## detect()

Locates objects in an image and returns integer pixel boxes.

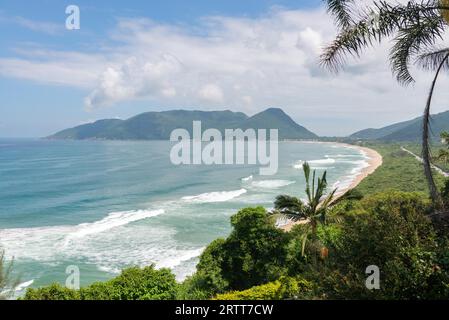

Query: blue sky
[0,0,447,137]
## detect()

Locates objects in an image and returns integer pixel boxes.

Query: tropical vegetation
[273,162,336,256]
[23,265,178,300]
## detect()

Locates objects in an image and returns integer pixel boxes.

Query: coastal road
[400,146,449,177]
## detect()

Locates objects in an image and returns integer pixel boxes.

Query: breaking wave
[182,189,247,203]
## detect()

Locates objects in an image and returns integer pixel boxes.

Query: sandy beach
[334,144,383,197]
[280,143,383,232]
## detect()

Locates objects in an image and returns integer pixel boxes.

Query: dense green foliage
[312,192,449,299]
[23,265,178,300]
[214,277,312,300]
[354,143,446,195]
[186,207,291,296]
[23,283,81,300]
[182,190,449,300]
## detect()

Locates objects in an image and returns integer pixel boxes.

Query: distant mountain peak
[350,110,449,141]
[263,107,285,113]
[48,108,317,140]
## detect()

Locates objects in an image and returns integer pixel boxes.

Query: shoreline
[280,143,383,232]
[332,143,383,198]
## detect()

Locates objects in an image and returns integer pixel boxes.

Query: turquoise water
[0,139,368,294]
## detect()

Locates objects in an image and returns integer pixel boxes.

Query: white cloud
[0,13,62,35]
[1,5,449,135]
[297,27,323,55]
[198,84,224,104]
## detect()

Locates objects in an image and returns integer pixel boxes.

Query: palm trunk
[422,53,449,208]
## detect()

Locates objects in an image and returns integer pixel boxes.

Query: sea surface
[0,139,369,295]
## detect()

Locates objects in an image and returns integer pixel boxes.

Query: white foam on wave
[293,159,335,169]
[97,265,122,274]
[96,246,205,280]
[16,280,34,291]
[0,207,166,262]
[325,154,360,158]
[251,180,295,189]
[182,189,247,203]
[157,247,205,269]
[348,160,370,174]
[0,279,34,298]
[241,175,253,182]
[310,158,336,165]
[293,160,304,169]
[332,159,370,192]
[66,209,164,241]
[332,179,352,191]
[0,210,205,283]
[310,166,335,170]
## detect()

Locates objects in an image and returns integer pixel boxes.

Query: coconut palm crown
[273,162,337,256]
[274,162,337,228]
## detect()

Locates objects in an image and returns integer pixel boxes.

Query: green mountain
[240,108,317,139]
[349,110,449,141]
[48,108,318,140]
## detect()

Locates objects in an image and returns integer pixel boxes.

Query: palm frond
[321,0,445,75]
[324,0,356,29]
[303,162,312,204]
[416,47,449,71]
[274,195,305,220]
[390,17,446,85]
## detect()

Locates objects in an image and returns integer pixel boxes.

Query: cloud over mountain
[1,3,449,135]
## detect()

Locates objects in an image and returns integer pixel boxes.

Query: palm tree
[321,0,449,208]
[274,162,336,255]
[0,250,20,300]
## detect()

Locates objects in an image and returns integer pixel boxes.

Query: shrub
[314,191,449,299]
[23,283,80,300]
[214,277,312,300]
[24,265,178,300]
[79,281,118,300]
[185,207,291,298]
[221,207,290,290]
[101,266,177,300]
[178,239,229,299]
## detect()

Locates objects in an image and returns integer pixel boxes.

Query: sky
[1,0,449,137]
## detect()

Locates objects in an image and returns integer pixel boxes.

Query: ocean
[0,138,368,295]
